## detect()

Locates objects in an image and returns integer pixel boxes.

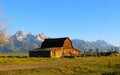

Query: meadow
[0,54,119,75]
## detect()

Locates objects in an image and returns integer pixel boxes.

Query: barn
[29,37,80,58]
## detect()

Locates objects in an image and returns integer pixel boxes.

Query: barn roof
[41,37,71,48]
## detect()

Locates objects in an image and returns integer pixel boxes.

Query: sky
[0,0,120,46]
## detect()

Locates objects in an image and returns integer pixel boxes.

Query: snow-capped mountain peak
[39,32,48,39]
[28,32,35,36]
[94,40,111,47]
[15,29,27,41]
[12,29,48,42]
[26,32,36,41]
[35,33,48,42]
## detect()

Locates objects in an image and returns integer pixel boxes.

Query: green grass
[0,56,119,75]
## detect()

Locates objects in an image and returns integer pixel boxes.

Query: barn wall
[51,49,56,57]
[62,48,80,57]
[63,48,72,56]
[29,51,50,57]
[63,39,73,48]
[72,48,80,56]
[51,48,63,58]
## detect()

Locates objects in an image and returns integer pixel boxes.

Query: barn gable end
[63,38,73,48]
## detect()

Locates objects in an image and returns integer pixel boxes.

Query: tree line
[81,47,119,57]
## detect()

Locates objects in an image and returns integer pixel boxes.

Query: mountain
[26,32,36,42]
[92,40,114,51]
[35,32,48,42]
[12,29,48,42]
[72,39,115,52]
[11,29,48,51]
[12,29,27,41]
[0,31,9,42]
[0,29,48,52]
[0,29,118,52]
[72,39,96,52]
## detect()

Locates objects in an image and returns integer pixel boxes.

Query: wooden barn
[29,37,80,58]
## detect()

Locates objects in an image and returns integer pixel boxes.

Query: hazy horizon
[0,0,120,46]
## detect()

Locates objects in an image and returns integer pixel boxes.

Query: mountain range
[0,29,119,53]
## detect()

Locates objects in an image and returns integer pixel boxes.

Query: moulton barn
[29,37,80,58]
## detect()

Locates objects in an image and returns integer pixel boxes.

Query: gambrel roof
[41,37,72,48]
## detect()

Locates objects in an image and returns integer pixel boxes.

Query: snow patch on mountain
[13,29,27,41]
[35,33,48,42]
[12,29,48,42]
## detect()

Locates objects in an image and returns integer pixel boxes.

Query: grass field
[0,56,119,75]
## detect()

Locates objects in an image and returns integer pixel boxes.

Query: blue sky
[0,0,120,46]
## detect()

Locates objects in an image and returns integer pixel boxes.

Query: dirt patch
[0,61,66,71]
[0,64,39,71]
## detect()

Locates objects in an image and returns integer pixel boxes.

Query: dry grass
[0,56,119,75]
